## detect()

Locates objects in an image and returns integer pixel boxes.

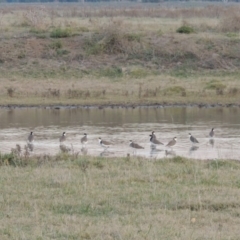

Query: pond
[0,106,240,160]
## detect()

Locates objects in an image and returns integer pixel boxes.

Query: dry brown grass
[219,11,240,32]
[1,154,240,239]
[0,72,240,106]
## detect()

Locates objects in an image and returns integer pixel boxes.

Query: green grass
[205,80,226,91]
[96,66,123,78]
[1,153,240,239]
[176,25,195,34]
[50,28,72,38]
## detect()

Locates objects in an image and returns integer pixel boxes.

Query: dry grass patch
[1,155,240,239]
[0,71,239,106]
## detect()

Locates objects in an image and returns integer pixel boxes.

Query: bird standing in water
[59,132,66,143]
[209,128,214,138]
[28,132,34,143]
[99,137,112,150]
[189,133,199,144]
[81,133,88,147]
[149,134,164,148]
[166,137,177,149]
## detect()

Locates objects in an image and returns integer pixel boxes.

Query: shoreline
[1,102,240,109]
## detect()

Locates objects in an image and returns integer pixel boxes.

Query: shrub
[50,28,72,38]
[176,25,195,34]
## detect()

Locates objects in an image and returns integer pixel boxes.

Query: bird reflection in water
[99,150,113,157]
[59,144,71,153]
[129,140,144,155]
[150,148,162,158]
[189,145,199,155]
[81,147,88,155]
[165,150,176,157]
[27,143,34,152]
[209,139,215,148]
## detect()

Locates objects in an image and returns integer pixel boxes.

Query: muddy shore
[1,102,240,109]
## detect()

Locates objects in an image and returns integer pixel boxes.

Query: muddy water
[1,107,240,160]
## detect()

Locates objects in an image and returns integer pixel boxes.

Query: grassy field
[0,3,240,106]
[1,153,240,239]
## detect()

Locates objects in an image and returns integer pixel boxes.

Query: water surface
[1,107,240,160]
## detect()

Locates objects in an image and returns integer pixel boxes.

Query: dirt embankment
[1,31,240,75]
[0,4,240,106]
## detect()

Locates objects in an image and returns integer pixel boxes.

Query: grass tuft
[176,25,195,34]
[163,86,186,97]
[52,202,114,217]
[168,156,189,164]
[49,40,62,50]
[97,66,123,78]
[205,80,226,95]
[50,28,72,38]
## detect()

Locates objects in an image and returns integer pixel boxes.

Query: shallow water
[1,107,240,160]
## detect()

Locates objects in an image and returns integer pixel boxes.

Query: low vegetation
[176,25,195,34]
[0,150,240,239]
[50,28,72,38]
[0,4,240,106]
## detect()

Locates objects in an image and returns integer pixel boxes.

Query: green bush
[176,25,195,34]
[50,28,72,38]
